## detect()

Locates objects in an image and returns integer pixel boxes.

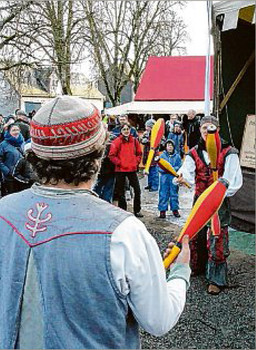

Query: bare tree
[1,0,86,94]
[0,1,35,70]
[82,0,188,106]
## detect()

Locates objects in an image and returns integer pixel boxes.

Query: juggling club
[155,156,191,189]
[144,118,165,174]
[206,124,222,236]
[163,178,229,269]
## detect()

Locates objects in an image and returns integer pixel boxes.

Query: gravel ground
[135,176,256,349]
[140,230,255,350]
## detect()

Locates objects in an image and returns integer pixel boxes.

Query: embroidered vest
[0,185,139,349]
[189,145,235,226]
[189,145,231,197]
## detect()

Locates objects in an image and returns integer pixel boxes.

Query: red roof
[135,56,214,101]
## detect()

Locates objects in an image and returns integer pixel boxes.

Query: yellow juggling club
[163,178,229,269]
[184,131,189,154]
[144,118,165,174]
[206,125,221,181]
[155,157,191,189]
[206,125,222,235]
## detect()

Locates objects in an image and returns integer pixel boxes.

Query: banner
[240,115,255,169]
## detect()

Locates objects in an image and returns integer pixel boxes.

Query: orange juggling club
[206,125,222,236]
[163,178,229,269]
[144,118,165,174]
[155,156,191,189]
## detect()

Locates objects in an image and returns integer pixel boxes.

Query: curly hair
[27,146,106,186]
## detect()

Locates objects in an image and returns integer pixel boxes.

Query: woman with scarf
[0,124,25,195]
[109,122,143,217]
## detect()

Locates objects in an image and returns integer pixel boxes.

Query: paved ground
[129,175,255,349]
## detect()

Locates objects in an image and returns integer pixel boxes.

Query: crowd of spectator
[0,110,35,197]
[95,109,202,218]
[0,106,203,219]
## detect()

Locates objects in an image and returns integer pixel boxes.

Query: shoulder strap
[188,146,198,161]
[189,146,208,168]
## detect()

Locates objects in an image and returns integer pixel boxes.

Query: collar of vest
[31,183,98,198]
[197,137,230,151]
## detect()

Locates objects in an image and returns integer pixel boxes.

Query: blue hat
[145,119,156,128]
[165,139,175,147]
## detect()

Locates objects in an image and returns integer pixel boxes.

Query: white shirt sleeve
[222,153,243,197]
[110,216,189,336]
[176,154,196,185]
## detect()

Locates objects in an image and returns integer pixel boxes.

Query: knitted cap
[200,116,219,127]
[173,120,182,127]
[17,109,27,117]
[165,139,175,147]
[30,96,106,160]
[145,119,156,128]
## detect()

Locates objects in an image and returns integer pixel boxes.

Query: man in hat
[0,96,191,349]
[15,109,31,141]
[177,115,242,295]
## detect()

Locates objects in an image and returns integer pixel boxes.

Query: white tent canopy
[213,0,255,31]
[104,100,212,115]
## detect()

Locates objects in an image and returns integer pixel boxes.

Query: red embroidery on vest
[25,203,52,238]
[190,146,231,197]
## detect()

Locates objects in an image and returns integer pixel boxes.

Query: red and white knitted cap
[30,96,106,160]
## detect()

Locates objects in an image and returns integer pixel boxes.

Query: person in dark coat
[0,124,25,195]
[12,141,36,190]
[185,109,201,149]
[94,134,116,203]
[15,110,31,142]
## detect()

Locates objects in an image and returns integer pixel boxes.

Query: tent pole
[219,50,255,113]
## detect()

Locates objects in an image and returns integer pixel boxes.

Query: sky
[181,0,214,56]
[79,0,214,78]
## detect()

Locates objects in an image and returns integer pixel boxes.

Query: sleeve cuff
[167,263,191,290]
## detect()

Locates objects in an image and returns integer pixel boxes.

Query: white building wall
[21,96,104,113]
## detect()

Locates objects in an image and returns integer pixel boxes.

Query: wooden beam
[219,50,255,113]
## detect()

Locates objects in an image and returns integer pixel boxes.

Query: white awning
[213,0,255,31]
[105,100,213,115]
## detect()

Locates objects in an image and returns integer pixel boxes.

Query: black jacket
[187,117,201,148]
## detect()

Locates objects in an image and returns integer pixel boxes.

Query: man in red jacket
[109,122,143,217]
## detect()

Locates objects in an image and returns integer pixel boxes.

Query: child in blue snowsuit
[158,139,182,218]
